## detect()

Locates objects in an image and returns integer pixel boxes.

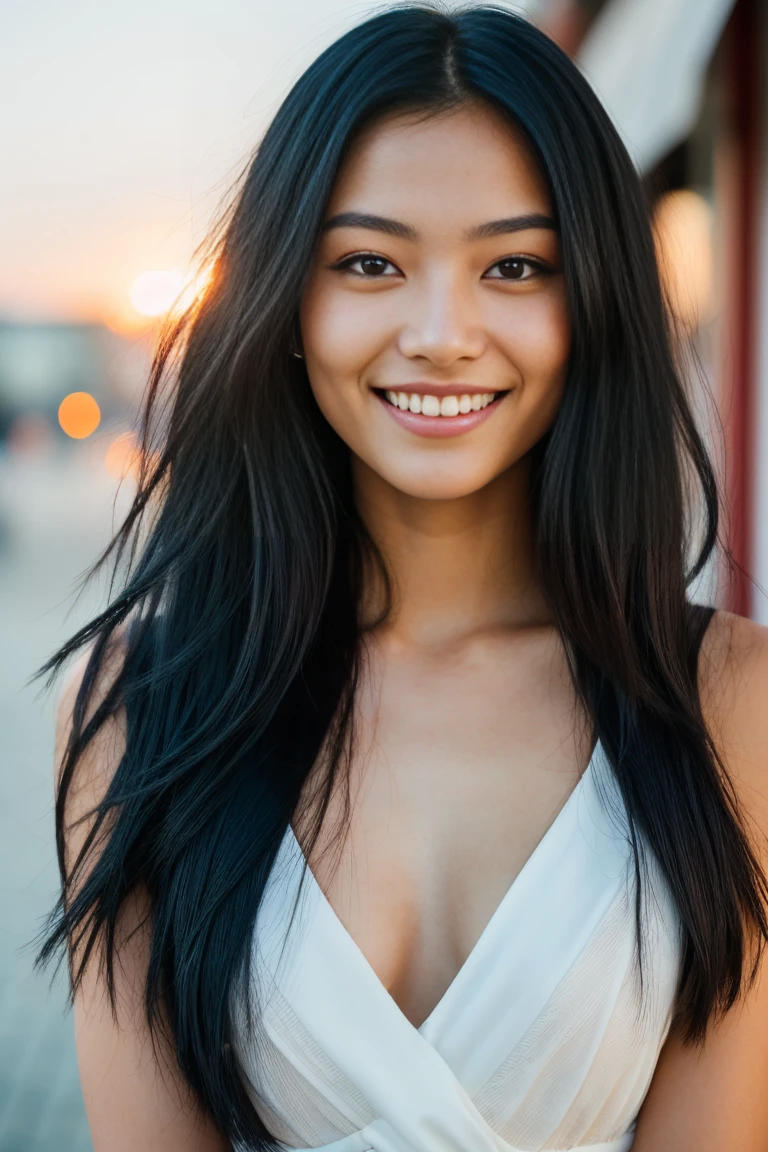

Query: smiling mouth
[374,389,506,418]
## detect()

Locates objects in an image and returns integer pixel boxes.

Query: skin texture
[62,101,768,1148]
[630,609,768,1149]
[300,103,569,509]
[58,640,230,1152]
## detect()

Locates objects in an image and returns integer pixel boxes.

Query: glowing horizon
[0,0,389,331]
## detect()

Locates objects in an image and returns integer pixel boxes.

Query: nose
[397,270,486,366]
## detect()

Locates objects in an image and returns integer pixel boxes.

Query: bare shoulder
[697,608,768,842]
[697,607,768,716]
[55,621,132,760]
[55,624,132,872]
[631,608,768,1151]
[55,626,230,1150]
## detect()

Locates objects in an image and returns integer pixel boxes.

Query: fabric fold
[233,739,681,1151]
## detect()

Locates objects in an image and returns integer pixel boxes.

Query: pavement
[0,442,136,1151]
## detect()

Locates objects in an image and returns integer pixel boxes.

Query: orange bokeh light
[104,432,142,479]
[652,189,715,332]
[58,392,101,438]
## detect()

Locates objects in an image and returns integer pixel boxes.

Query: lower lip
[375,392,507,438]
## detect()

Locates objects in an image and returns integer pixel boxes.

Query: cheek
[498,292,570,382]
[300,284,385,380]
[298,286,378,451]
[495,295,570,451]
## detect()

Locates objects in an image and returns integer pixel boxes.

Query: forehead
[326,102,552,222]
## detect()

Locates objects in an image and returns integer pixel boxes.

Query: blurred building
[566,0,767,620]
[641,0,767,622]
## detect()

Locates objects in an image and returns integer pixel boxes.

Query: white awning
[575,0,736,172]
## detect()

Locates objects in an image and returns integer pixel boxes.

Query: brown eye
[486,258,544,281]
[358,256,390,276]
[334,253,399,277]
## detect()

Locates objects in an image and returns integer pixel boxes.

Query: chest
[293,630,593,1030]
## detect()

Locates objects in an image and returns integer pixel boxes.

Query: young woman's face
[299,101,570,501]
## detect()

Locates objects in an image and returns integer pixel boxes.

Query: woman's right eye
[331,253,401,277]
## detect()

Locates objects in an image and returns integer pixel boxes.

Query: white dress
[232,739,683,1152]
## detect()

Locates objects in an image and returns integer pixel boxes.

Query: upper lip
[376,383,507,397]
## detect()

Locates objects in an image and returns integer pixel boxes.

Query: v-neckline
[286,738,601,1035]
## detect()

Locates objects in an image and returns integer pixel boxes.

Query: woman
[38,4,768,1150]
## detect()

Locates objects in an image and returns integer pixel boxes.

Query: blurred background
[0,0,766,1147]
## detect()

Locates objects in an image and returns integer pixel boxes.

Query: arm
[631,611,768,1152]
[56,645,231,1152]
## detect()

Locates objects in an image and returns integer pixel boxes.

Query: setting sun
[127,266,213,325]
[130,270,185,317]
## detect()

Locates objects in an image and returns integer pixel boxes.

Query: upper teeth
[384,391,497,416]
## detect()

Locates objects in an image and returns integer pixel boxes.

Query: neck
[353,455,552,652]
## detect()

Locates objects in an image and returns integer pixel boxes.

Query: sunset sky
[0,1,544,332]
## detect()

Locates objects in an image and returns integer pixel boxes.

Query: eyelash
[330,251,550,281]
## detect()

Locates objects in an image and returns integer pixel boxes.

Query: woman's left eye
[484,257,547,281]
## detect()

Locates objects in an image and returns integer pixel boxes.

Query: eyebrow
[320,211,559,241]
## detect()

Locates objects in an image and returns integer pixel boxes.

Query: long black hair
[36,3,768,1146]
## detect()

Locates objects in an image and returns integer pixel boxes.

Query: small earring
[290,319,304,360]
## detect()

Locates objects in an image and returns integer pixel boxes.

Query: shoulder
[630,622,768,1149]
[697,608,768,821]
[55,623,133,870]
[698,607,768,746]
[55,625,231,1151]
[697,606,768,715]
[55,621,132,735]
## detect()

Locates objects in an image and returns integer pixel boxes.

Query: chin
[381,469,499,502]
